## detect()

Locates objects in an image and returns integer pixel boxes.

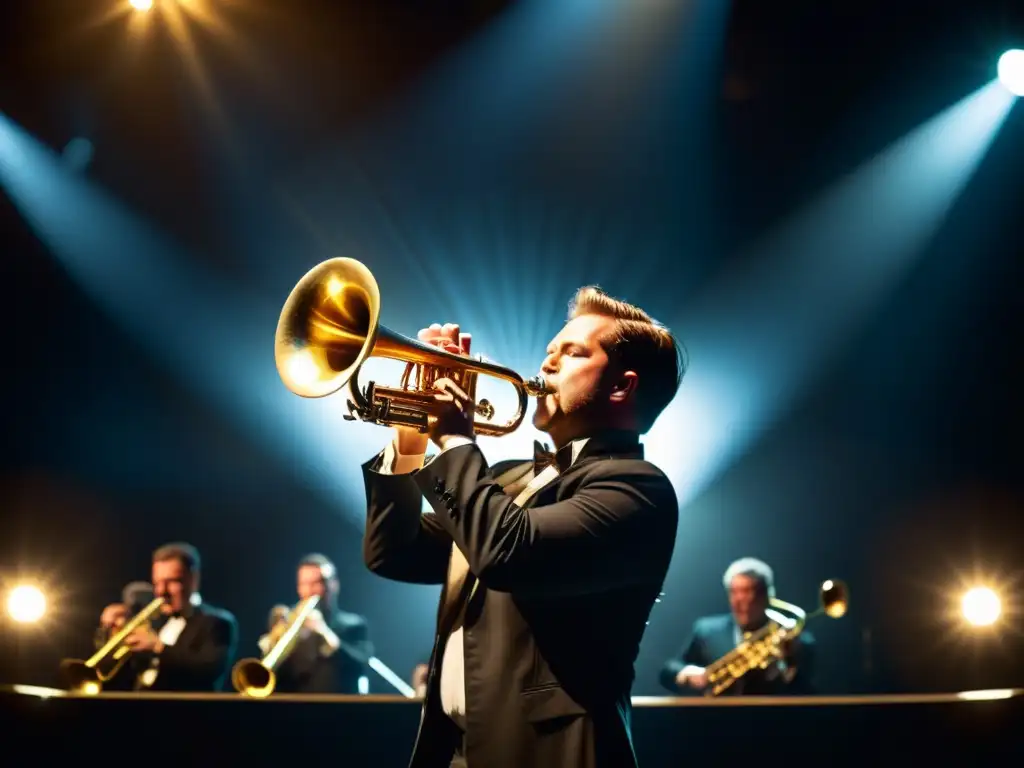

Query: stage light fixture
[997,49,1024,96]
[961,586,1001,627]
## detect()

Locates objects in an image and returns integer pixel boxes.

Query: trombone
[273,257,550,436]
[232,595,320,698]
[59,596,166,694]
[704,579,848,697]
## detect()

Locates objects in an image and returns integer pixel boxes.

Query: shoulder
[198,604,237,628]
[695,614,732,635]
[576,457,678,509]
[333,609,369,633]
[577,455,674,485]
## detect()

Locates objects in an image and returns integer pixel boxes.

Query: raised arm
[361,443,452,585]
[413,443,677,597]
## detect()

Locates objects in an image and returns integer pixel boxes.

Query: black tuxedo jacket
[659,613,816,695]
[362,431,678,768]
[274,610,373,694]
[123,603,238,692]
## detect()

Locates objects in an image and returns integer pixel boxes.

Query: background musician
[362,288,684,768]
[257,553,373,694]
[411,660,430,699]
[659,557,816,695]
[97,542,238,691]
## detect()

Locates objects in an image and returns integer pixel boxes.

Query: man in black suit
[98,542,238,691]
[659,557,816,695]
[362,287,685,768]
[258,553,374,694]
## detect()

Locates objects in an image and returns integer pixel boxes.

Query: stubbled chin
[532,407,552,429]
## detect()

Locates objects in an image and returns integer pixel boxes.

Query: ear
[609,370,638,404]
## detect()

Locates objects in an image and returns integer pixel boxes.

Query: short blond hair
[569,286,686,433]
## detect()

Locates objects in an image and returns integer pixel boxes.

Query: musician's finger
[459,333,471,356]
[435,377,470,404]
[442,323,460,345]
[419,325,443,343]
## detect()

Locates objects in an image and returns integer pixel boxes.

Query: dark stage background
[1,0,1022,697]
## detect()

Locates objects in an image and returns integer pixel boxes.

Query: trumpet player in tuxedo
[95,542,238,691]
[256,553,374,694]
[360,288,685,768]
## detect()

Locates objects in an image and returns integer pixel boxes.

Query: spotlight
[997,49,1024,97]
[6,585,46,624]
[961,586,1001,627]
[130,0,153,12]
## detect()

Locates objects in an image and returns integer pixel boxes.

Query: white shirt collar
[568,437,589,466]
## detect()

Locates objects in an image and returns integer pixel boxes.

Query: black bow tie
[533,441,573,473]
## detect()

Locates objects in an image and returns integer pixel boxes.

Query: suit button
[434,479,445,494]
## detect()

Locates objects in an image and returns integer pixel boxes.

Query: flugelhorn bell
[274,257,550,436]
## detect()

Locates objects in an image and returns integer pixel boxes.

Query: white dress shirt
[378,435,589,728]
[137,615,188,688]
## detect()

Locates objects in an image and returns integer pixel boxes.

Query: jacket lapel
[173,606,205,650]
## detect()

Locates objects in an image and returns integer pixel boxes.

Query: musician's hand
[394,323,471,454]
[304,608,329,636]
[123,626,164,654]
[100,603,128,630]
[675,665,708,690]
[412,663,429,698]
[779,637,800,660]
[429,375,476,448]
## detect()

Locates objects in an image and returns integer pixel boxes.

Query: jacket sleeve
[159,612,237,690]
[413,443,678,598]
[783,634,817,694]
[659,621,706,692]
[339,614,375,666]
[361,451,452,585]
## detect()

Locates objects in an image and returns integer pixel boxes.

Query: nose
[541,354,557,375]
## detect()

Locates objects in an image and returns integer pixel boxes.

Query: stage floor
[4,685,1021,764]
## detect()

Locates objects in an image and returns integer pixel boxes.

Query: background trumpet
[59,596,165,694]
[273,257,550,436]
[232,594,321,698]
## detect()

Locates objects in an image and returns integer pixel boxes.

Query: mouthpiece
[525,376,552,397]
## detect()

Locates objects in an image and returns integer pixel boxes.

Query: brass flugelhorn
[273,257,550,436]
[59,596,166,694]
[232,595,321,698]
[704,579,848,697]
